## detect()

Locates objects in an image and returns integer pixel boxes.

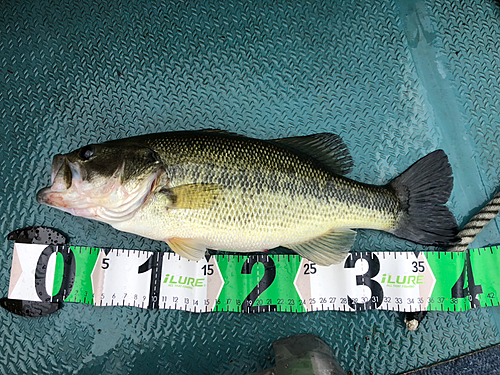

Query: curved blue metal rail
[1,0,499,373]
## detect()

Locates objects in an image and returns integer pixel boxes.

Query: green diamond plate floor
[1,0,500,373]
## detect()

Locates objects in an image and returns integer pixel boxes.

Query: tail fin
[389,150,459,247]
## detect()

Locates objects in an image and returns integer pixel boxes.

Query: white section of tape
[8,243,50,302]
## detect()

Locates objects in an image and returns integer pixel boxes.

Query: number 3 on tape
[7,243,500,313]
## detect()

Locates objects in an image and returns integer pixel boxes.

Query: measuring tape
[7,243,500,313]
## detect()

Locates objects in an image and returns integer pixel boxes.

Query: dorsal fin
[199,129,242,137]
[272,133,353,176]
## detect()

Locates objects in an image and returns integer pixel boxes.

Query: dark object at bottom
[404,311,428,331]
[249,334,346,375]
[401,343,500,375]
[2,226,67,318]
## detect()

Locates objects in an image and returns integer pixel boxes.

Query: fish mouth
[36,186,61,206]
[37,154,74,207]
[50,154,65,185]
[37,155,162,222]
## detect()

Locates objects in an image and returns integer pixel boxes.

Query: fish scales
[134,133,399,250]
[37,130,459,265]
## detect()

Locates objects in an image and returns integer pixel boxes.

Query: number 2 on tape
[240,255,277,313]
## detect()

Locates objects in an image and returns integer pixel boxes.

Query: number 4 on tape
[7,243,500,314]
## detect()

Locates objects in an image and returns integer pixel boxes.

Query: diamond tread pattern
[1,0,499,374]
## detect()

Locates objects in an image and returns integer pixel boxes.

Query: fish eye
[79,145,95,161]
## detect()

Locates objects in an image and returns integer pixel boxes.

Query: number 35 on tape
[7,243,500,313]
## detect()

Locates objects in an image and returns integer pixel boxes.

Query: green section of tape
[470,246,500,307]
[425,247,500,311]
[216,255,302,312]
[425,252,468,311]
[66,246,100,304]
[52,252,64,297]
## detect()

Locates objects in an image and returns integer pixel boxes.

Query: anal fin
[284,229,356,266]
[166,238,207,261]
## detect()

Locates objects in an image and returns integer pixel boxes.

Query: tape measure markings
[7,243,500,313]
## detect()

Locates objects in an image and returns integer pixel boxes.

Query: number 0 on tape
[7,244,500,313]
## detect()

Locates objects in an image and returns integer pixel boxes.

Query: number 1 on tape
[7,243,500,313]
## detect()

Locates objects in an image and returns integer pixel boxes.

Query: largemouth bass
[37,131,458,265]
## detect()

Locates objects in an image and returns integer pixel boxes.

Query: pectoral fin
[160,183,222,210]
[284,229,356,266]
[166,238,207,261]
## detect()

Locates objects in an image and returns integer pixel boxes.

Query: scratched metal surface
[1,0,500,374]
